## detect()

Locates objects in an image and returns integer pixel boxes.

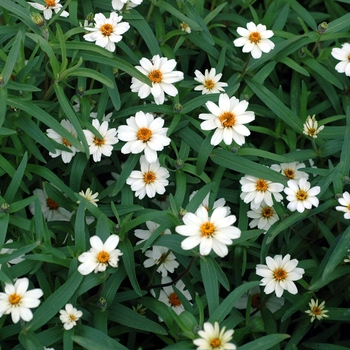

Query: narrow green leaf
[203,2,227,24]
[0,88,7,128]
[281,293,310,322]
[279,57,310,76]
[340,108,350,175]
[303,343,350,350]
[100,64,120,110]
[74,201,86,254]
[96,214,111,241]
[239,334,290,350]
[288,0,317,30]
[56,23,67,72]
[185,182,216,213]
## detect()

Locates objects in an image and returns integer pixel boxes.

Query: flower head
[305,298,329,322]
[134,221,171,245]
[59,303,83,330]
[256,254,305,298]
[303,115,324,138]
[0,240,25,266]
[118,111,170,163]
[193,321,236,350]
[176,206,241,258]
[143,246,179,277]
[0,277,43,323]
[247,202,279,232]
[83,12,130,52]
[78,188,99,207]
[28,0,69,20]
[189,190,228,212]
[233,22,274,59]
[78,235,123,275]
[83,119,118,162]
[331,43,350,76]
[271,162,309,181]
[180,22,191,33]
[130,54,184,105]
[194,68,228,95]
[199,93,255,146]
[284,178,321,213]
[112,0,143,11]
[336,191,350,219]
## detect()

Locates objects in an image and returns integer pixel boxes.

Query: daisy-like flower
[46,119,80,164]
[77,235,123,275]
[180,22,191,34]
[83,119,118,162]
[130,54,184,105]
[194,68,228,95]
[118,111,171,163]
[256,254,305,298]
[0,277,43,323]
[270,162,309,181]
[189,190,228,212]
[90,111,113,123]
[77,188,99,207]
[233,22,274,59]
[303,115,324,138]
[247,201,279,232]
[240,175,284,210]
[126,155,170,200]
[144,246,179,277]
[0,240,25,266]
[344,249,350,263]
[331,43,350,77]
[152,194,170,210]
[199,93,255,146]
[284,178,321,213]
[305,298,329,323]
[335,191,350,219]
[28,0,69,20]
[193,321,236,350]
[29,184,72,222]
[59,303,83,330]
[112,0,143,11]
[83,12,130,52]
[134,221,171,245]
[175,206,241,258]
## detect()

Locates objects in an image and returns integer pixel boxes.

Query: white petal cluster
[112,0,143,11]
[78,188,99,207]
[247,201,279,232]
[270,162,309,181]
[331,43,350,76]
[143,246,179,277]
[134,221,171,245]
[28,0,69,20]
[305,298,329,322]
[189,190,228,212]
[194,68,228,95]
[59,303,83,330]
[180,22,191,34]
[335,191,350,219]
[303,115,324,138]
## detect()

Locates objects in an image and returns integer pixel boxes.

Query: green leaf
[279,57,310,76]
[0,88,7,129]
[281,293,311,322]
[238,334,290,350]
[288,0,317,30]
[303,343,350,350]
[65,68,113,88]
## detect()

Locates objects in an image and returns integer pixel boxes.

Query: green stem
[241,55,251,77]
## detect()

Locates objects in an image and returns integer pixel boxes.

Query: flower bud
[31,12,45,28]
[174,159,184,169]
[317,22,328,34]
[0,203,10,213]
[173,103,183,113]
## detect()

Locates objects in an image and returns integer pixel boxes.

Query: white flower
[193,321,236,350]
[126,155,170,199]
[284,178,321,213]
[151,194,170,210]
[331,43,350,76]
[83,119,118,162]
[336,191,350,219]
[247,202,279,232]
[83,12,130,52]
[134,221,171,245]
[130,54,184,105]
[189,190,228,212]
[29,184,72,222]
[143,246,179,277]
[118,111,170,163]
[175,206,241,258]
[180,22,191,33]
[303,115,324,138]
[78,188,99,207]
[0,240,25,266]
[240,175,284,210]
[199,93,255,146]
[90,111,113,123]
[344,249,350,263]
[78,235,123,275]
[112,0,142,11]
[256,254,305,298]
[59,303,83,330]
[194,68,228,95]
[270,162,309,181]
[305,298,329,322]
[233,22,274,59]
[0,277,43,323]
[28,0,69,20]
[46,119,80,164]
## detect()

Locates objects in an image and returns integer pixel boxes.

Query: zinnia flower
[303,115,324,138]
[331,43,350,76]
[247,202,279,232]
[143,246,179,277]
[335,191,350,219]
[28,0,69,20]
[77,188,99,207]
[270,162,309,181]
[194,68,228,95]
[305,298,329,322]
[180,22,191,33]
[134,221,171,245]
[112,0,143,11]
[59,303,83,330]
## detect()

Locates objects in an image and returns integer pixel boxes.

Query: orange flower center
[307,128,316,136]
[200,222,215,237]
[62,137,72,147]
[69,314,77,321]
[312,306,322,315]
[181,23,189,30]
[256,179,268,192]
[283,168,295,179]
[251,293,261,308]
[347,204,350,210]
[296,189,308,201]
[261,206,273,218]
[273,268,287,281]
[97,251,109,263]
[93,137,105,146]
[168,292,182,307]
[45,0,56,6]
[348,54,350,61]
[47,198,59,210]
[249,31,261,43]
[137,127,152,142]
[100,23,114,37]
[210,338,221,348]
[219,112,236,128]
[205,79,215,90]
[143,171,156,184]
[148,70,163,83]
[9,293,21,305]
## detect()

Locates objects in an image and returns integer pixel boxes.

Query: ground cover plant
[0,0,350,349]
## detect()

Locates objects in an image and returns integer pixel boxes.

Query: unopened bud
[0,203,10,213]
[31,12,45,28]
[342,176,350,185]
[173,103,183,113]
[335,193,343,200]
[174,159,184,169]
[97,297,107,311]
[76,87,85,97]
[317,22,328,34]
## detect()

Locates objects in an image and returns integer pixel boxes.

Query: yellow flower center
[137,127,152,142]
[261,206,273,218]
[251,293,261,308]
[307,128,316,136]
[205,79,215,90]
[200,222,215,237]
[100,23,114,37]
[348,54,350,61]
[312,306,322,315]
[9,293,21,305]
[347,204,350,210]
[47,198,59,210]
[249,31,261,43]
[148,70,163,83]
[69,314,77,321]
[296,189,308,201]
[283,168,295,179]
[143,171,156,184]
[97,251,109,263]
[45,0,56,6]
[256,179,268,192]
[181,23,189,30]
[219,112,236,128]
[210,338,221,348]
[93,137,105,146]
[62,137,72,147]
[273,268,287,281]
[168,292,182,307]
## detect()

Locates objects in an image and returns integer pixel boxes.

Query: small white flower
[83,119,118,162]
[118,111,170,163]
[90,111,113,123]
[78,235,123,275]
[151,194,170,210]
[256,254,305,298]
[46,119,80,164]
[84,12,130,52]
[0,240,25,266]
[331,43,350,77]
[344,249,350,263]
[189,190,228,212]
[336,191,350,219]
[28,0,69,20]
[59,303,83,330]
[199,93,255,146]
[143,246,179,277]
[176,206,241,258]
[126,155,170,200]
[240,175,284,210]
[78,188,99,207]
[112,0,143,11]
[0,277,43,323]
[134,221,171,245]
[194,68,228,95]
[193,321,236,350]
[305,298,329,322]
[130,54,184,105]
[233,22,274,59]
[271,162,309,181]
[284,178,321,213]
[303,115,324,138]
[180,22,191,34]
[247,202,279,232]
